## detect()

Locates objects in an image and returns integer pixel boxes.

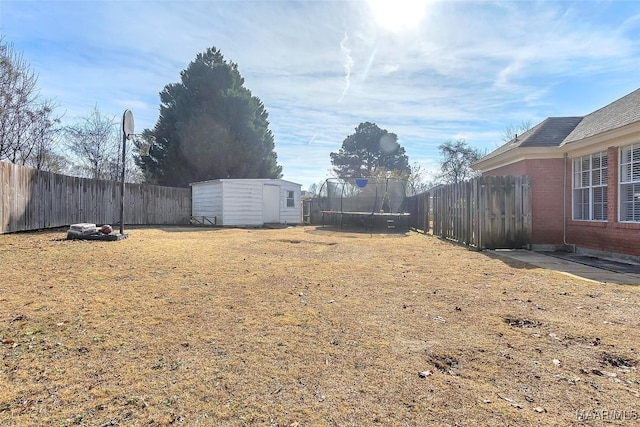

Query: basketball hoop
[123,109,134,140]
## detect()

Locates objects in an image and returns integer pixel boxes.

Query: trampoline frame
[318,178,413,231]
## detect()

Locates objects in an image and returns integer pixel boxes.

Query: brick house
[472,88,640,258]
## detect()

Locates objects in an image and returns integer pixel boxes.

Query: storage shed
[190,179,302,227]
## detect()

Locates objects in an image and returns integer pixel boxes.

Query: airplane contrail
[339,32,353,103]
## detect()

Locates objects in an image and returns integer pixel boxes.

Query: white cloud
[2,0,640,189]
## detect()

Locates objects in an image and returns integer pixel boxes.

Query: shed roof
[190,178,302,187]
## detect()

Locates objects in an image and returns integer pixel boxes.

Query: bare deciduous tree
[501,120,532,143]
[65,105,120,180]
[0,37,64,169]
[20,100,65,171]
[65,105,144,182]
[438,139,481,184]
[407,161,435,194]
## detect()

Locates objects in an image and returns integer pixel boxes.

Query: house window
[286,190,295,208]
[572,152,608,221]
[619,144,640,222]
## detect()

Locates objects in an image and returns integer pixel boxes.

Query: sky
[1,0,640,190]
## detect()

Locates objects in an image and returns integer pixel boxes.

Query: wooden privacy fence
[0,161,191,234]
[431,175,531,249]
[406,176,531,249]
[406,191,430,233]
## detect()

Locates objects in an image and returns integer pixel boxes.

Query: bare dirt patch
[1,226,639,426]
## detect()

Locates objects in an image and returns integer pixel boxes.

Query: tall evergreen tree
[330,122,410,179]
[138,47,282,186]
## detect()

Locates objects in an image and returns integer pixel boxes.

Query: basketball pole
[118,109,152,237]
[119,110,128,236]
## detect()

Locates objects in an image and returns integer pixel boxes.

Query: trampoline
[318,177,413,231]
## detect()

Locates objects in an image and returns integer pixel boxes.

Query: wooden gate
[409,175,531,249]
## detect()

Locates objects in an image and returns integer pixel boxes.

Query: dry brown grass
[1,226,638,426]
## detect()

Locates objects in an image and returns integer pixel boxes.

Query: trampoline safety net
[318,178,413,230]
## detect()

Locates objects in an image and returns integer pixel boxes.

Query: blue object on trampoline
[355,178,368,188]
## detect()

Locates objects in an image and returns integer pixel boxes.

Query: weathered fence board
[406,191,430,232]
[0,162,191,234]
[409,175,530,249]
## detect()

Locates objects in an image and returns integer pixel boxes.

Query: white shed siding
[190,178,302,226]
[191,182,223,222]
[222,180,264,226]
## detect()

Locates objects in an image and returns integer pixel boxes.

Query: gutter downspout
[563,153,577,253]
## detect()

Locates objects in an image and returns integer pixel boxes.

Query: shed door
[263,185,280,223]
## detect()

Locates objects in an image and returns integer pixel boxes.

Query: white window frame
[619,143,640,222]
[572,151,608,221]
[286,190,295,208]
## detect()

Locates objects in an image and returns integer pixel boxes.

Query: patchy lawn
[1,226,638,426]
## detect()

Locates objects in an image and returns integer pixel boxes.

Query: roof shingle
[563,87,640,144]
[479,116,583,161]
